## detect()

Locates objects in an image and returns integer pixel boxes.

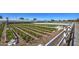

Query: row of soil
[10,25,35,43]
[13,24,57,33]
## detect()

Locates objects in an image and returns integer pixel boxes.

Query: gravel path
[74,23,79,46]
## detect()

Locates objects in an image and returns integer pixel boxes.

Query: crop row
[18,25,48,35]
[10,25,34,43]
[14,24,57,33]
[16,26,42,38]
[8,23,59,45]
[0,23,5,38]
[10,23,58,38]
[6,28,15,41]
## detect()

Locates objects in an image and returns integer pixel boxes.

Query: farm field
[0,23,64,46]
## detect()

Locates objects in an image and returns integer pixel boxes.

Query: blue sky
[0,13,79,21]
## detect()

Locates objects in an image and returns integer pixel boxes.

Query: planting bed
[0,23,63,46]
[0,23,5,40]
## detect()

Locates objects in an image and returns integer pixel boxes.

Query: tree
[0,16,3,19]
[75,18,79,22]
[33,18,37,21]
[51,19,55,22]
[19,17,24,20]
[6,17,8,20]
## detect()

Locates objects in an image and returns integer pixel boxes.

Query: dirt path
[0,24,7,45]
[74,23,79,46]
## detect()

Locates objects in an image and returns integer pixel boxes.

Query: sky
[0,13,79,21]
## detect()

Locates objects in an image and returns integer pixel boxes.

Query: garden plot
[0,23,64,46]
[8,23,63,45]
[0,23,65,46]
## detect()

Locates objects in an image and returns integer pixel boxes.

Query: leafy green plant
[6,29,15,41]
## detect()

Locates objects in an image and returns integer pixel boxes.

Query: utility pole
[6,17,9,27]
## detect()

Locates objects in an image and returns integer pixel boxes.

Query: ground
[74,23,79,46]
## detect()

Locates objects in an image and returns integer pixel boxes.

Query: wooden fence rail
[44,23,75,46]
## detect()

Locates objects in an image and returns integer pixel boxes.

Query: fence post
[67,23,75,46]
[63,27,67,45]
[72,23,75,46]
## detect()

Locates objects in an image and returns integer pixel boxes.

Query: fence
[44,23,75,46]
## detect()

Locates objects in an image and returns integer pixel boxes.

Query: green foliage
[11,26,33,43]
[6,29,14,41]
[19,17,24,20]
[0,23,5,38]
[9,23,58,43]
